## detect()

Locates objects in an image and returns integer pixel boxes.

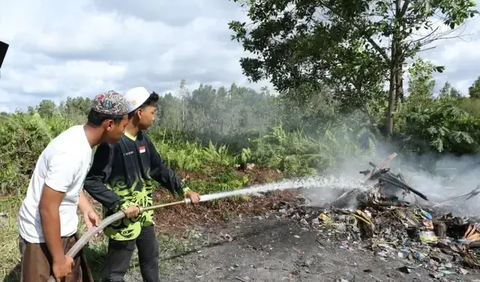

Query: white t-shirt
[18,125,93,243]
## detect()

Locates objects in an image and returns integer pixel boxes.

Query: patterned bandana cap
[91,90,129,116]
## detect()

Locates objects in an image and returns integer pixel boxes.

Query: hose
[47,199,191,282]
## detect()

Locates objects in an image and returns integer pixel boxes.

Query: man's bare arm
[78,190,94,214]
[39,185,65,263]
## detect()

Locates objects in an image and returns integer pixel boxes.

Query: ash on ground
[277,155,480,281]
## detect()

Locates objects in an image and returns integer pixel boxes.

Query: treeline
[19,72,480,154]
[1,71,480,196]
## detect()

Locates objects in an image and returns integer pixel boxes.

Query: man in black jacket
[84,86,199,282]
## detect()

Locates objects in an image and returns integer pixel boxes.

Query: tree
[396,61,479,154]
[151,81,279,150]
[439,81,461,99]
[36,99,56,118]
[66,97,91,115]
[450,88,462,98]
[229,0,477,137]
[403,58,438,118]
[157,93,183,130]
[27,106,36,114]
[178,79,190,130]
[468,76,480,99]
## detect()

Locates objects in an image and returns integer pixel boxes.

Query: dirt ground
[123,208,480,282]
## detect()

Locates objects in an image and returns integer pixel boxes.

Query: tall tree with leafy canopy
[228,0,477,137]
[396,58,479,154]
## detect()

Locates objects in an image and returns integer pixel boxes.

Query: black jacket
[84,131,185,240]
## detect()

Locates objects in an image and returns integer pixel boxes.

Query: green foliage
[407,57,438,102]
[395,63,480,154]
[228,0,477,136]
[60,96,92,117]
[456,98,480,118]
[439,82,462,100]
[468,76,480,99]
[396,100,479,154]
[149,127,238,172]
[37,100,57,118]
[246,122,375,176]
[247,126,322,176]
[0,108,79,195]
[0,113,54,195]
[157,82,278,152]
[228,0,386,107]
[188,170,250,195]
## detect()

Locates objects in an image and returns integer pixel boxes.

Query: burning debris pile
[278,153,480,278]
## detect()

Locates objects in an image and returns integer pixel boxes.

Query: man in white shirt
[17,91,130,282]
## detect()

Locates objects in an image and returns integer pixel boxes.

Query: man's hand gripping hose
[46,198,193,282]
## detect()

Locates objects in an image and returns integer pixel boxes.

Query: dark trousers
[102,225,160,282]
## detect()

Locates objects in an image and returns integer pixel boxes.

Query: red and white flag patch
[139,146,146,153]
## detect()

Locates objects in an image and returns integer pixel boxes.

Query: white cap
[124,86,151,113]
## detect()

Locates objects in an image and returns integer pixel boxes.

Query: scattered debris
[397,266,411,274]
[220,233,233,242]
[275,153,480,278]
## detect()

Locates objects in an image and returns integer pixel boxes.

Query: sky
[0,0,479,113]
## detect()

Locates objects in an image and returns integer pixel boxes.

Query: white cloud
[413,13,480,95]
[0,0,265,112]
[0,0,479,112]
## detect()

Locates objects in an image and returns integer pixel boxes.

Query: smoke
[218,135,480,217]
[394,153,480,215]
[298,138,480,216]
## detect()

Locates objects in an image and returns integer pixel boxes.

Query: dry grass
[0,195,22,281]
[0,195,197,281]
